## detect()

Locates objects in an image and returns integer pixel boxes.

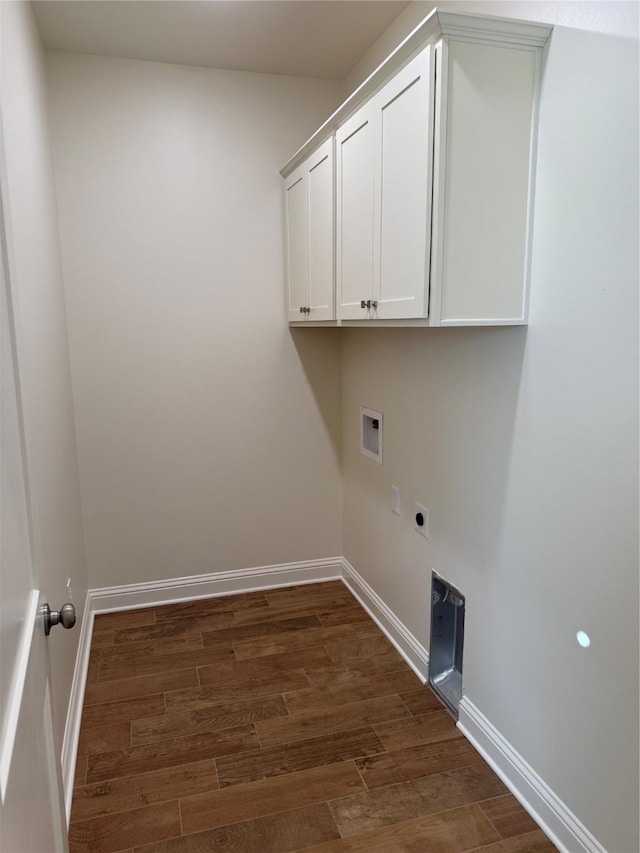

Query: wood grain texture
[87,727,259,784]
[233,596,354,625]
[215,726,384,788]
[319,606,376,627]
[69,801,181,853]
[324,633,394,662]
[479,794,540,839]
[133,803,340,852]
[466,830,558,852]
[400,687,446,716]
[154,592,268,621]
[70,583,553,852]
[196,645,332,687]
[98,636,204,663]
[200,614,322,648]
[282,668,421,715]
[164,669,310,714]
[355,735,483,790]
[255,694,410,748]
[132,695,288,746]
[84,669,199,707]
[94,609,156,632]
[180,763,364,834]
[262,581,349,605]
[71,760,219,823]
[304,650,409,687]
[90,629,115,650]
[373,708,462,750]
[77,722,131,758]
[113,612,236,645]
[98,644,234,682]
[232,623,355,660]
[328,762,508,837]
[299,803,501,852]
[82,694,166,730]
[74,755,88,789]
[86,649,102,685]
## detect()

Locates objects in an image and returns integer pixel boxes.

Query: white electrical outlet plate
[413,503,429,538]
[391,485,400,515]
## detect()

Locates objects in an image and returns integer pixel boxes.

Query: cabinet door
[373,47,434,319]
[336,102,375,320]
[307,139,334,321]
[284,164,309,322]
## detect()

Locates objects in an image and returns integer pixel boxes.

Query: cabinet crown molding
[280,7,552,179]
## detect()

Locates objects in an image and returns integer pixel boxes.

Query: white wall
[43,4,638,849]
[341,3,639,852]
[46,53,345,588]
[0,1,87,751]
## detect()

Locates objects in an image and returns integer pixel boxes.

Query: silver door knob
[41,602,76,636]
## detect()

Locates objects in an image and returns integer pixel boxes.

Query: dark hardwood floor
[69,581,556,852]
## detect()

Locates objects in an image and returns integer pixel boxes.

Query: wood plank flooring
[69,581,557,852]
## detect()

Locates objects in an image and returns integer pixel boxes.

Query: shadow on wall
[425,325,530,583]
[289,327,342,466]
[340,325,528,632]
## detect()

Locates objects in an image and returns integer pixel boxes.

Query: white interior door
[0,150,68,853]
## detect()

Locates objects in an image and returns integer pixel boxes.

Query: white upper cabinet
[285,138,334,322]
[337,48,433,321]
[433,40,537,325]
[282,9,553,327]
[285,167,308,322]
[336,103,375,320]
[374,47,433,320]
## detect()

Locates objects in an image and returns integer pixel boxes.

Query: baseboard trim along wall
[458,697,606,853]
[341,558,430,684]
[62,556,601,853]
[88,557,344,613]
[61,591,94,826]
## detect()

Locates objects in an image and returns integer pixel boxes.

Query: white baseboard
[60,591,94,827]
[89,557,343,613]
[340,558,429,683]
[458,697,606,853]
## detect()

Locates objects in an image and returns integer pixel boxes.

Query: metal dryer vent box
[429,573,465,718]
